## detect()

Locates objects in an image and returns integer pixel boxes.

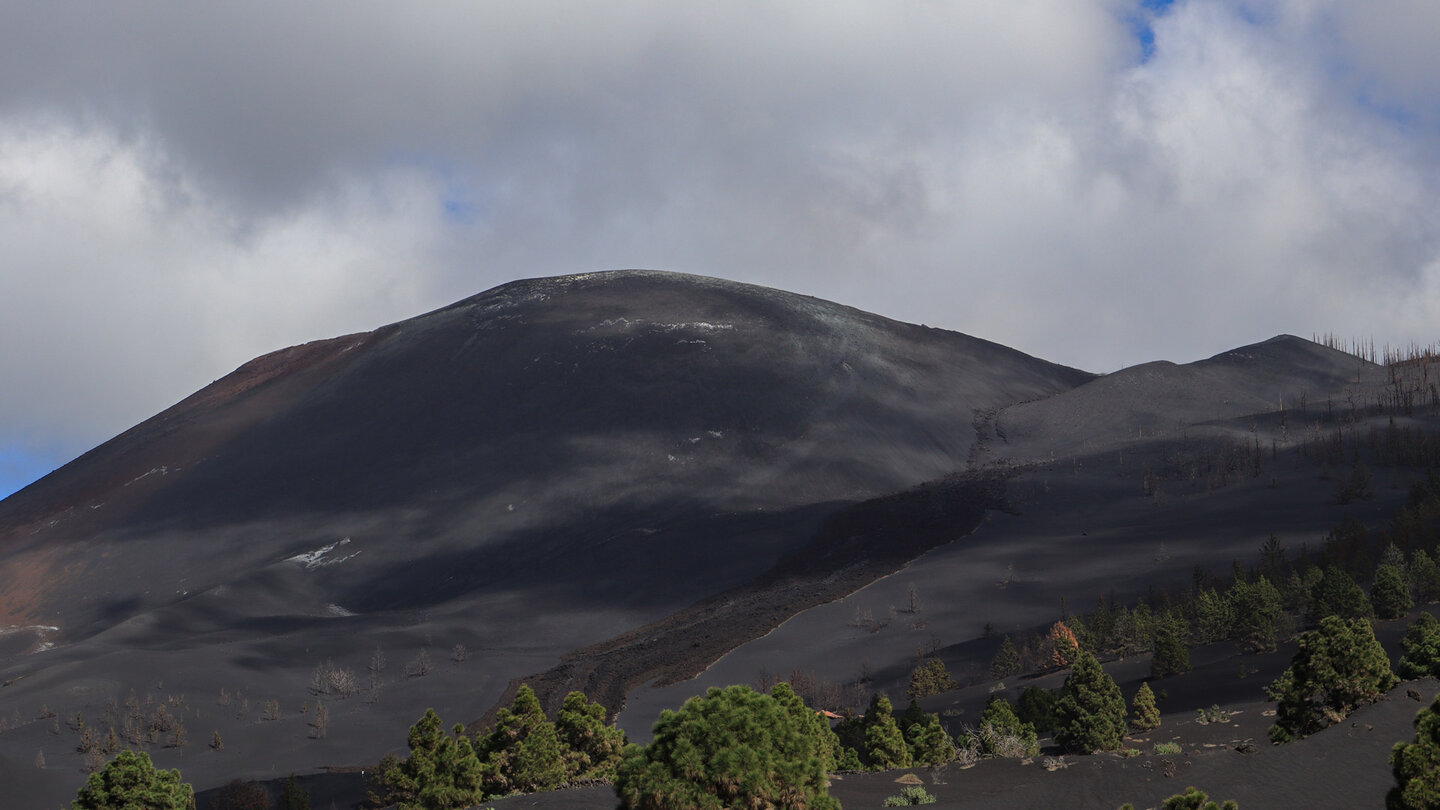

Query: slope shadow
[471,470,1011,730]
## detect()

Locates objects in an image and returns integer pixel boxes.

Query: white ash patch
[0,624,60,636]
[287,537,362,569]
[654,321,734,332]
[0,624,61,655]
[326,603,356,617]
[125,466,176,486]
[580,318,734,335]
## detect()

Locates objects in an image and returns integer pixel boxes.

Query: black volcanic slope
[0,271,1087,632]
[1,270,1418,809]
[0,270,1094,804]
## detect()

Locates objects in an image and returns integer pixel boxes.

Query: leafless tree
[312,660,359,698]
[311,701,328,739]
[77,727,100,755]
[102,727,120,755]
[405,649,432,678]
[753,667,778,694]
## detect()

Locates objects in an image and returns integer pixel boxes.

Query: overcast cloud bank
[2,0,1438,495]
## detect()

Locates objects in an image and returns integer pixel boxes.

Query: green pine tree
[1282,571,1310,613]
[382,709,442,806]
[1267,616,1399,743]
[1260,534,1288,580]
[1193,588,1232,644]
[906,658,959,699]
[1152,622,1192,679]
[1309,566,1374,623]
[1015,686,1058,733]
[831,715,867,770]
[554,691,627,782]
[278,775,310,810]
[904,710,955,766]
[1112,604,1155,657]
[1227,575,1284,652]
[378,709,486,810]
[1410,550,1440,604]
[834,743,864,771]
[1374,564,1416,621]
[862,694,913,770]
[770,683,845,773]
[477,684,566,796]
[977,696,1038,758]
[1130,682,1161,731]
[1389,695,1440,809]
[436,729,486,808]
[990,636,1022,680]
[1054,651,1127,753]
[1381,543,1409,578]
[72,750,195,810]
[898,699,927,738]
[1398,613,1440,680]
[614,685,839,810]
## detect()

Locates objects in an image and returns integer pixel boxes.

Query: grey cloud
[0,2,1126,210]
[1,0,1439,466]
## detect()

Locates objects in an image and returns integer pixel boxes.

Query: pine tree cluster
[374,685,626,809]
[72,750,194,810]
[1390,695,1440,809]
[1398,613,1440,680]
[1267,616,1398,743]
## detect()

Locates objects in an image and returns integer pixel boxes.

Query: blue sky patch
[0,445,62,501]
[1129,0,1176,64]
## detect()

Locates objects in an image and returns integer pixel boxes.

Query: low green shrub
[1195,705,1234,725]
[882,785,937,806]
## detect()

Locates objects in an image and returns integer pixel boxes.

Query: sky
[2,0,1440,499]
